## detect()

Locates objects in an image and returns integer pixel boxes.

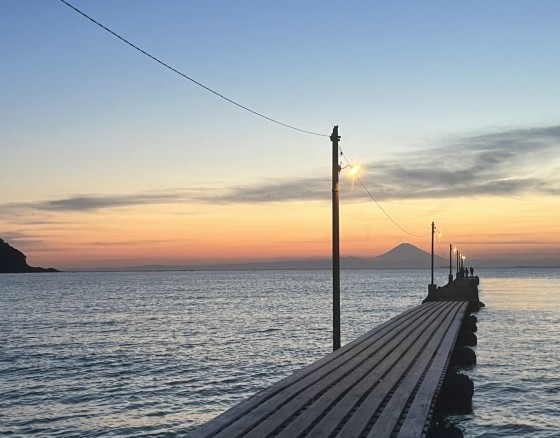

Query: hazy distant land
[2,239,557,273]
[72,243,559,272]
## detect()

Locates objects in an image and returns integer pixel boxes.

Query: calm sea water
[0,268,558,437]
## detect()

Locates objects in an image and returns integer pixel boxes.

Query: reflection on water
[480,277,560,311]
[0,268,559,437]
[462,268,560,437]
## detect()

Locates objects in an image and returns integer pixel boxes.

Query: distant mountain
[80,243,443,271]
[368,243,446,269]
[0,238,58,273]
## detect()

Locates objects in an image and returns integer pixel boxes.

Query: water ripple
[1,269,559,436]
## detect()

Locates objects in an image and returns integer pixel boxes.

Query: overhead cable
[58,0,328,137]
[340,149,430,238]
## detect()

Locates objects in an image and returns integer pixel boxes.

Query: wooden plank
[211,305,436,438]
[212,303,441,438]
[283,302,457,438]
[334,302,461,437]
[190,301,469,438]
[396,302,468,438]
[263,303,450,437]
[191,303,439,438]
[364,301,464,437]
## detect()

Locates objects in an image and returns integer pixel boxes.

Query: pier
[191,278,481,438]
[425,276,483,311]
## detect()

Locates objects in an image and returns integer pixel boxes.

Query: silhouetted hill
[369,243,446,268]
[0,238,58,273]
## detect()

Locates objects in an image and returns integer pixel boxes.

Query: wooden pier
[190,276,481,438]
[425,276,483,311]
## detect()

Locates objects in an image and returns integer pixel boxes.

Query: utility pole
[331,126,341,351]
[430,221,435,290]
[449,244,453,284]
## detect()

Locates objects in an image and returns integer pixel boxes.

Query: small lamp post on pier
[449,244,454,284]
[429,222,437,293]
[458,254,465,276]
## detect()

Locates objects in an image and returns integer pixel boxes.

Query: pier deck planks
[190,300,469,438]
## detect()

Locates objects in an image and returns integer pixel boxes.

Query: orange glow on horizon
[8,193,560,269]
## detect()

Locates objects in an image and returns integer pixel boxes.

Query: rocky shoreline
[0,238,58,273]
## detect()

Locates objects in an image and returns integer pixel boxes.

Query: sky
[2,0,560,269]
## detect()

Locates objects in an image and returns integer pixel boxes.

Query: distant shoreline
[54,265,560,273]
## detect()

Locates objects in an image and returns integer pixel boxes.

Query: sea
[0,268,558,437]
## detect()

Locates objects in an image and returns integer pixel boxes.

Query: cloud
[2,125,559,216]
[34,193,185,211]
[352,124,560,200]
[0,231,46,250]
[0,181,329,216]
[204,178,330,204]
[454,240,560,245]
[88,239,193,246]
[187,124,560,204]
[0,191,201,216]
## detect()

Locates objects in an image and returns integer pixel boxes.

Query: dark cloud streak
[2,125,560,214]
[210,124,560,203]
[36,193,183,211]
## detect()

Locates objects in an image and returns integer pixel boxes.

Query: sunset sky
[2,1,560,269]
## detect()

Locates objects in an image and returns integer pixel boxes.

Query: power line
[340,148,430,238]
[58,0,432,237]
[58,0,328,138]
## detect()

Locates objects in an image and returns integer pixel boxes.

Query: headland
[0,238,58,273]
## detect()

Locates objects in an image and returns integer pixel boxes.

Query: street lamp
[331,126,360,351]
[331,126,341,351]
[453,246,458,279]
[449,244,454,284]
[430,222,441,292]
[430,222,435,290]
[347,164,361,178]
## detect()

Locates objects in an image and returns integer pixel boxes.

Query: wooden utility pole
[431,221,435,287]
[331,126,341,351]
[449,244,454,283]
